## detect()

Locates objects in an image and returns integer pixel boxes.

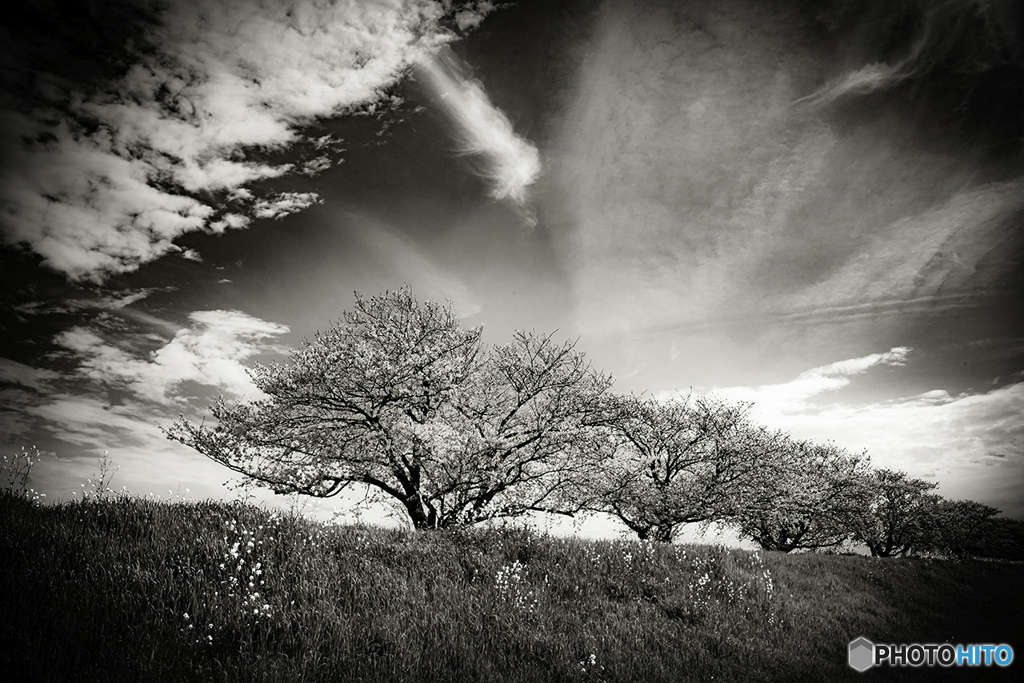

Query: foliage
[75,450,121,501]
[959,516,1024,561]
[161,286,1013,555]
[1,445,45,504]
[168,286,614,530]
[913,498,1001,558]
[728,441,873,552]
[850,468,939,557]
[590,393,788,542]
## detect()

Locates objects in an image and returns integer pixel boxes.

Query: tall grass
[1,492,1020,682]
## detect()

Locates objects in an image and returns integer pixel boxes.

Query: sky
[2,0,1023,529]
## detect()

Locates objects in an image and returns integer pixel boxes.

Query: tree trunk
[403,496,440,530]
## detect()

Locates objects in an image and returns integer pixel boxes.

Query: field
[1,492,1021,682]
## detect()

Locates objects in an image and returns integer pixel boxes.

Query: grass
[1,492,1021,682]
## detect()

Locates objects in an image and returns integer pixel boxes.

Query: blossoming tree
[849,468,941,557]
[916,497,1001,557]
[167,286,615,529]
[852,473,1000,558]
[590,393,788,542]
[726,440,873,552]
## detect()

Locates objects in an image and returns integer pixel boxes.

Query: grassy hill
[2,492,1021,682]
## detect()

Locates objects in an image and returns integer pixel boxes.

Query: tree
[914,498,1001,558]
[438,329,618,523]
[850,468,939,557]
[727,440,872,552]
[959,516,1024,561]
[167,286,614,530]
[591,393,788,542]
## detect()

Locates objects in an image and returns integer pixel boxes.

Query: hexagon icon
[849,637,874,672]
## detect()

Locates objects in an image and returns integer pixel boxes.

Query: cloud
[711,349,1024,517]
[208,213,253,234]
[552,0,835,336]
[784,179,1024,319]
[799,0,1023,108]
[454,2,497,31]
[0,359,61,392]
[30,395,170,452]
[253,192,323,220]
[0,387,40,442]
[797,62,910,106]
[700,347,911,414]
[551,0,1024,350]
[21,391,242,501]
[13,289,151,317]
[0,0,474,281]
[415,46,541,210]
[353,215,484,318]
[0,308,293,502]
[778,383,1024,517]
[55,309,290,404]
[21,389,366,518]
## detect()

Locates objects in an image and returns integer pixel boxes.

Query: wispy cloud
[1,307,293,501]
[353,215,483,318]
[798,0,1022,108]
[0,0,468,281]
[54,310,289,405]
[797,62,910,106]
[22,391,243,501]
[785,179,1024,317]
[711,349,1024,517]
[713,347,911,413]
[552,0,1024,350]
[415,46,541,212]
[0,359,61,392]
[0,387,40,442]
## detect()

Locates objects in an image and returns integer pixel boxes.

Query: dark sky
[1,0,1022,523]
